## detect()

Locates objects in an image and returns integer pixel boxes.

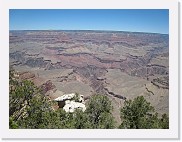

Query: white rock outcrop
[54,93,86,113]
[54,93,75,101]
[63,100,86,113]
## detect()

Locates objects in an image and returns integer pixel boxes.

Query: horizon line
[9,29,169,35]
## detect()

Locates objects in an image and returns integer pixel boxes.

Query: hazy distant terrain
[9,30,169,124]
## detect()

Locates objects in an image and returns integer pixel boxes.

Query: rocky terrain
[9,30,169,124]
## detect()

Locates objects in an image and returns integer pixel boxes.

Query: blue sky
[9,9,169,34]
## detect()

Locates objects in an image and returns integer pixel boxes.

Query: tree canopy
[119,96,169,129]
[85,94,116,128]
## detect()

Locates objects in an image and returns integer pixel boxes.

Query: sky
[9,9,169,34]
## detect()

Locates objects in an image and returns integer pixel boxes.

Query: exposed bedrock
[10,50,168,79]
[40,80,57,95]
[104,88,127,100]
[73,66,107,94]
[73,66,127,100]
[130,66,168,77]
[18,71,36,80]
[10,51,25,63]
[151,76,169,89]
[10,51,55,69]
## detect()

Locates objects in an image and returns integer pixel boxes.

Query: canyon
[9,30,169,124]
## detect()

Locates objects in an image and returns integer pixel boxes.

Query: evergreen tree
[119,96,169,129]
[86,94,115,128]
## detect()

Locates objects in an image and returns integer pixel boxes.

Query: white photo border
[0,0,179,139]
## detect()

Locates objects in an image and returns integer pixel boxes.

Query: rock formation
[54,93,86,112]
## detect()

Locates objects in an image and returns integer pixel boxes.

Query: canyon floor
[9,30,169,124]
